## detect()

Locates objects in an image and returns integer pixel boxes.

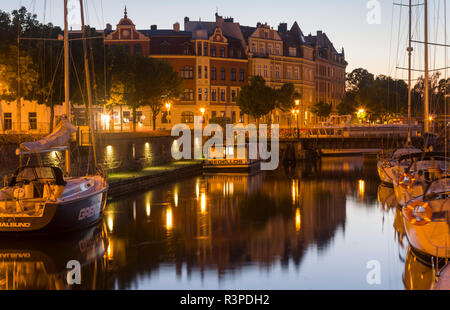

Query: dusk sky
[2,0,449,79]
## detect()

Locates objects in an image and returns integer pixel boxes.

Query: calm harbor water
[0,156,433,290]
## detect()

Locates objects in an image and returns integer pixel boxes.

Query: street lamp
[200,108,206,127]
[291,109,300,139]
[165,102,171,124]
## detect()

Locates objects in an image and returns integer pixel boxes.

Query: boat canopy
[18,120,77,154]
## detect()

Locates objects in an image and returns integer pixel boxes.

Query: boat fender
[403,201,433,226]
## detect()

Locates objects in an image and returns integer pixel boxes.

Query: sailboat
[0,0,108,234]
[399,0,450,259]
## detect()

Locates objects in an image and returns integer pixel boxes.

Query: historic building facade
[103,10,346,130]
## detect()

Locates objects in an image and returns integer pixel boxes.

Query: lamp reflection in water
[295,208,301,232]
[107,214,114,233]
[201,193,207,214]
[292,179,299,205]
[166,207,173,230]
[358,180,365,198]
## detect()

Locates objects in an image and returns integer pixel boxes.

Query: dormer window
[289,47,296,57]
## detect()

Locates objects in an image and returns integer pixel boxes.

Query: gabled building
[306,31,347,111]
[103,9,346,131]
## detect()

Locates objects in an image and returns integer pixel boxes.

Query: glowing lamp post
[165,102,171,125]
[291,109,300,139]
[200,108,206,127]
[357,108,366,124]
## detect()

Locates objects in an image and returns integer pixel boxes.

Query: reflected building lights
[359,180,365,196]
[166,208,173,230]
[201,193,207,214]
[292,179,298,205]
[196,182,200,199]
[174,192,179,207]
[107,215,114,232]
[146,202,151,217]
[295,208,301,232]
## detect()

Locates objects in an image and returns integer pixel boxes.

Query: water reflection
[0,223,108,290]
[0,156,412,290]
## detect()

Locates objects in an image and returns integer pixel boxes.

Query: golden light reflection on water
[200,193,207,214]
[295,208,301,232]
[358,179,365,197]
[166,207,173,230]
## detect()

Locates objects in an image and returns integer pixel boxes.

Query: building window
[264,65,268,77]
[268,44,273,55]
[239,111,244,123]
[251,43,257,53]
[231,68,236,81]
[161,44,168,55]
[135,45,142,55]
[220,47,225,57]
[289,47,296,57]
[275,45,280,55]
[183,45,191,55]
[204,88,208,101]
[183,89,194,101]
[237,49,242,58]
[211,67,217,80]
[123,111,131,123]
[239,69,245,81]
[211,89,217,101]
[211,111,217,119]
[204,66,208,79]
[220,89,226,102]
[275,66,280,78]
[3,113,12,130]
[203,43,208,56]
[259,44,264,56]
[180,66,194,79]
[210,47,216,57]
[181,111,194,124]
[287,67,292,80]
[198,88,202,101]
[198,66,202,78]
[257,64,262,76]
[231,111,237,123]
[229,48,234,58]
[161,111,169,124]
[231,90,237,102]
[28,112,37,130]
[294,68,299,80]
[197,44,202,56]
[220,68,225,80]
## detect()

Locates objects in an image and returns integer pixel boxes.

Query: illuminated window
[3,113,12,130]
[181,111,194,124]
[28,112,37,130]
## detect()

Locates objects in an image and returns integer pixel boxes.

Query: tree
[237,76,276,125]
[105,46,136,132]
[275,83,301,112]
[337,92,357,115]
[310,101,332,118]
[0,45,39,132]
[134,56,182,131]
[346,68,374,92]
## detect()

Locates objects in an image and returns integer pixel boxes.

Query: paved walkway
[107,160,203,183]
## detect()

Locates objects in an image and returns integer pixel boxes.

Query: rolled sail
[19,120,77,153]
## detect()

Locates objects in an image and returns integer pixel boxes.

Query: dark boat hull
[0,189,107,235]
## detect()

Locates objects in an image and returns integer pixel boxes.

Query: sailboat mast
[424,0,430,132]
[64,0,71,175]
[79,0,98,170]
[407,0,412,143]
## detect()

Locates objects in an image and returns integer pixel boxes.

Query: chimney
[184,16,190,24]
[257,22,262,28]
[151,25,157,31]
[106,23,112,32]
[173,22,180,32]
[224,17,234,23]
[278,23,287,33]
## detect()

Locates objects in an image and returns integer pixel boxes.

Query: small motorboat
[402,177,450,259]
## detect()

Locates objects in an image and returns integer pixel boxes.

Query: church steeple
[124,6,128,19]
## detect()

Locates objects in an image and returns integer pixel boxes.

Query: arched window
[181,111,194,124]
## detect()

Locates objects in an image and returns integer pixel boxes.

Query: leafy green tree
[310,101,332,118]
[134,56,182,131]
[275,83,301,112]
[346,68,374,92]
[337,92,357,115]
[237,76,276,125]
[0,45,39,131]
